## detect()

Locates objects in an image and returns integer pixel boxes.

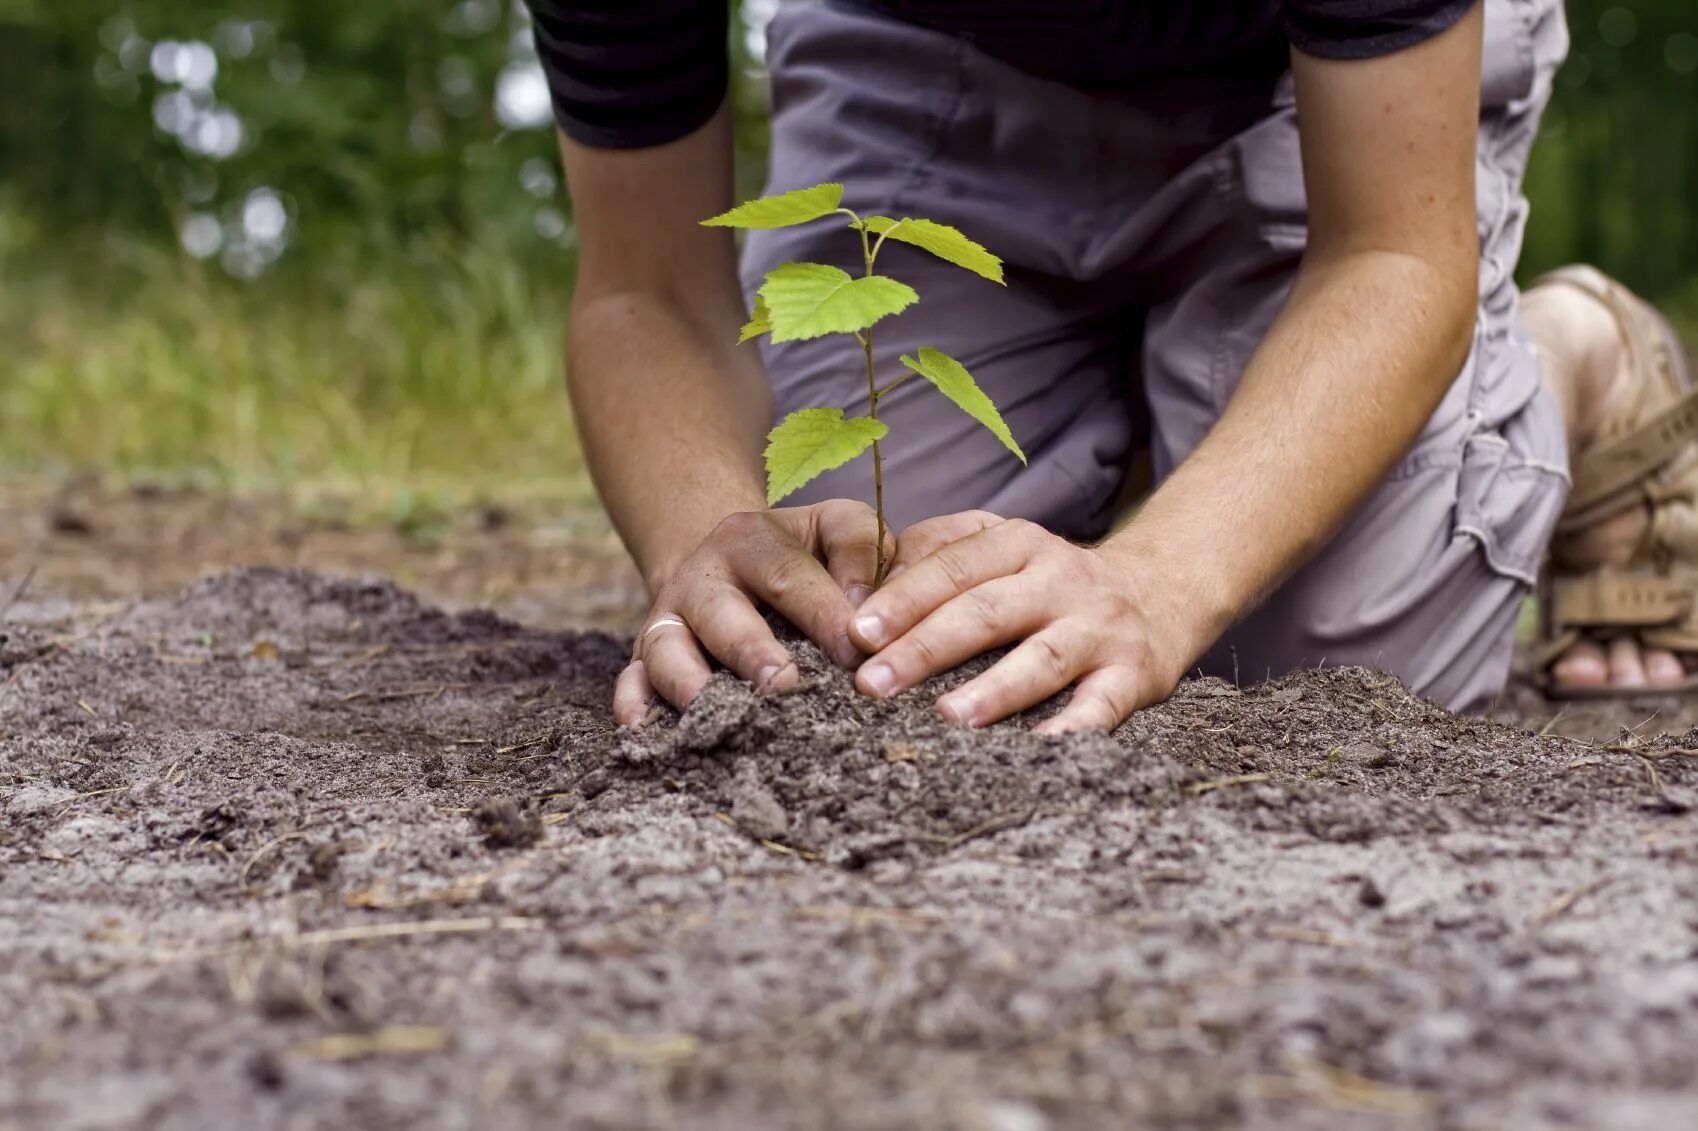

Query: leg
[1136,0,1571,711]
[1523,268,1698,692]
[744,4,1141,541]
[1522,276,1694,690]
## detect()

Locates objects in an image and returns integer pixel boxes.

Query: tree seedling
[701,183,1026,586]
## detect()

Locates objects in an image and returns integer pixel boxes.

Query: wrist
[1094,528,1241,664]
[636,491,768,596]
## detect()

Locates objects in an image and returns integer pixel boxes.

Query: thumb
[814,501,894,606]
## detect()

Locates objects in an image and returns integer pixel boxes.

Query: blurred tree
[1,0,568,273]
[1521,0,1698,305]
[1,0,1692,308]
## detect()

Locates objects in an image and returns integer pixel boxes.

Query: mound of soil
[3,568,1697,1130]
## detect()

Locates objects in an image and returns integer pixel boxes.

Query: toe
[1607,637,1649,689]
[1550,640,1609,689]
[1644,647,1686,687]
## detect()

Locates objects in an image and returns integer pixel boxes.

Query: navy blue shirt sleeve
[523,1,1477,151]
[525,0,728,150]
[1286,0,1478,61]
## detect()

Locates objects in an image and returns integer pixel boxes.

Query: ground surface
[4,487,1698,1130]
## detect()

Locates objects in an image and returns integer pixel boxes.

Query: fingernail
[853,613,887,649]
[861,662,897,698]
[845,584,873,608]
[754,663,784,692]
[833,633,860,668]
[939,693,976,728]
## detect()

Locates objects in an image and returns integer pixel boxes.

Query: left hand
[848,511,1203,733]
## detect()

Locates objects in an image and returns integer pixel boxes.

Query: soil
[4,487,1698,1130]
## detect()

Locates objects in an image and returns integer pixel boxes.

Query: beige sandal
[1535,266,1698,698]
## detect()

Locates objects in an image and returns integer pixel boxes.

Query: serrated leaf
[701,183,845,230]
[900,347,1025,464]
[764,408,888,505]
[738,294,771,344]
[864,216,1004,284]
[758,262,918,343]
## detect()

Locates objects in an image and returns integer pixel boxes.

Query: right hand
[614,500,889,726]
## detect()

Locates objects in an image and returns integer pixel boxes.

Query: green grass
[5,198,1696,520]
[1,214,593,509]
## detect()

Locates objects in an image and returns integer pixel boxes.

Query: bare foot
[1523,276,1694,693]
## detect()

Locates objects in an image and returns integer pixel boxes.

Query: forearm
[555,105,774,594]
[569,291,771,593]
[1104,249,1475,653]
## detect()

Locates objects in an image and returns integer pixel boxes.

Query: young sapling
[701,183,1026,586]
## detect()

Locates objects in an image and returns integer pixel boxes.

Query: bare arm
[845,4,1486,731]
[558,103,884,724]
[1111,2,1484,645]
[559,103,767,590]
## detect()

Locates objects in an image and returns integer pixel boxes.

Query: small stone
[473,796,542,849]
[1343,741,1393,768]
[1358,876,1387,908]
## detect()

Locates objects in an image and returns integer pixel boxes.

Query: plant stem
[865,327,888,588]
[855,219,889,587]
[874,370,915,399]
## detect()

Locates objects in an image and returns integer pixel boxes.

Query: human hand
[848,511,1205,733]
[615,500,888,726]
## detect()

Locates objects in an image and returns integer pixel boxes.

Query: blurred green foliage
[0,1,1693,496]
[1524,0,1698,310]
[1,0,563,262]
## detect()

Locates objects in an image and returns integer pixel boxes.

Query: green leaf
[758,262,918,343]
[738,294,771,344]
[864,216,1004,284]
[701,183,845,230]
[900,347,1026,464]
[764,408,889,506]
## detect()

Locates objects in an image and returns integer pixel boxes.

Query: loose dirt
[4,561,1697,1130]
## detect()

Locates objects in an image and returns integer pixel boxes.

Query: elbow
[1312,238,1479,384]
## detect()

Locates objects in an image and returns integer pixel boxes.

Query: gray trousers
[744,0,1572,712]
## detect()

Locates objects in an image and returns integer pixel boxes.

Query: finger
[856,575,1041,700]
[1606,636,1647,689]
[613,660,656,728]
[683,581,799,693]
[728,542,861,668]
[1644,646,1686,688]
[1033,666,1143,735]
[851,520,1040,653]
[890,510,1004,573]
[936,625,1088,728]
[640,621,715,712]
[812,500,890,605]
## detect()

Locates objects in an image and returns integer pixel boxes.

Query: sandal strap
[1564,385,1698,520]
[1538,265,1696,525]
[1549,569,1695,629]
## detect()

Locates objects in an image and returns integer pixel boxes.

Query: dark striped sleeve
[525,1,729,149]
[1286,0,1476,60]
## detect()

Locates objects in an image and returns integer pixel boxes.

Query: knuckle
[902,632,942,673]
[762,553,815,602]
[961,584,1006,627]
[824,498,876,522]
[1005,517,1043,544]
[936,547,977,593]
[1031,634,1070,680]
[713,510,762,542]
